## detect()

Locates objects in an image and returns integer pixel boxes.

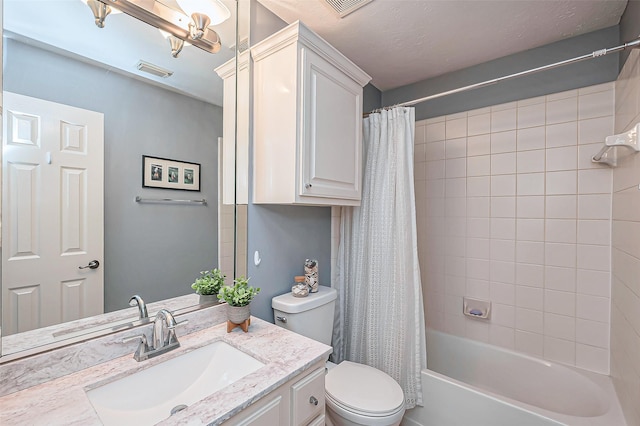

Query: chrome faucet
[129,294,148,320]
[122,309,188,362]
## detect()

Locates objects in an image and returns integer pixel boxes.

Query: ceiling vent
[136,60,173,78]
[322,0,373,18]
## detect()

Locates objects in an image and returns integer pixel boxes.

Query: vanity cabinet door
[299,47,363,203]
[231,394,286,426]
[291,367,325,426]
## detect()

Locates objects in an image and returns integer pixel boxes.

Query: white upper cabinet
[251,21,371,206]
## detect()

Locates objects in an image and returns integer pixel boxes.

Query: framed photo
[142,155,201,191]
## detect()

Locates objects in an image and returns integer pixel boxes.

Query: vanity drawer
[291,367,325,425]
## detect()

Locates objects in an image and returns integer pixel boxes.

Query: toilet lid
[325,361,405,415]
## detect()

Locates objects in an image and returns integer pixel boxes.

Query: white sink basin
[86,341,265,425]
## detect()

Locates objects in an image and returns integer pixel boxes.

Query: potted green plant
[191,268,226,304]
[217,276,260,325]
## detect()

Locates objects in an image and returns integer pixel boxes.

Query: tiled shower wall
[415,82,614,374]
[611,47,640,426]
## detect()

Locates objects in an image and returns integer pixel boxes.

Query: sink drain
[170,404,188,416]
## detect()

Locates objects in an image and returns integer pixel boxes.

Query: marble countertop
[0,317,332,426]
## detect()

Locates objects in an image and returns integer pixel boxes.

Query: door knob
[79,260,100,270]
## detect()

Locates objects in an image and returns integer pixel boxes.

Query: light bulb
[175,0,230,26]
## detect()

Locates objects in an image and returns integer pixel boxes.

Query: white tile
[491,239,516,262]
[491,108,517,132]
[546,195,577,219]
[577,294,610,323]
[517,126,546,151]
[467,155,490,177]
[467,218,490,238]
[516,330,544,357]
[465,319,490,342]
[491,131,517,154]
[516,241,544,265]
[578,116,614,145]
[491,197,516,218]
[545,266,576,292]
[426,141,445,161]
[576,344,609,374]
[446,118,467,139]
[547,97,577,124]
[467,134,491,156]
[414,143,427,164]
[578,169,612,194]
[546,146,577,172]
[490,280,515,304]
[545,243,577,268]
[467,197,490,218]
[577,244,610,272]
[517,149,545,173]
[468,113,490,136]
[544,313,576,341]
[516,218,544,241]
[518,95,546,107]
[577,269,610,297]
[545,289,576,316]
[546,122,577,148]
[579,90,614,120]
[578,82,613,95]
[426,160,445,179]
[578,143,609,169]
[518,103,546,129]
[491,261,516,285]
[445,137,467,159]
[468,106,491,117]
[426,116,445,124]
[447,111,467,121]
[446,178,466,198]
[427,121,446,142]
[414,162,426,180]
[445,158,466,178]
[545,219,577,244]
[467,258,490,280]
[516,285,543,310]
[517,173,545,196]
[516,307,544,333]
[467,176,490,196]
[517,196,545,218]
[548,89,577,101]
[578,194,612,220]
[546,170,577,195]
[445,197,466,217]
[489,324,515,349]
[544,336,575,365]
[577,220,611,245]
[466,278,490,298]
[492,101,517,112]
[516,263,544,287]
[491,175,516,196]
[576,318,609,348]
[491,218,516,240]
[491,152,517,175]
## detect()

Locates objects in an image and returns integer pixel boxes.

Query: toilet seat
[325,361,405,417]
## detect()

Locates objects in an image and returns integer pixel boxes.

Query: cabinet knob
[309,396,318,406]
[305,183,312,189]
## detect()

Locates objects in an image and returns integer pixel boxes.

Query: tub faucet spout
[129,294,148,320]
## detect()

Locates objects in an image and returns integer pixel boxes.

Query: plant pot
[198,294,218,305]
[227,304,250,324]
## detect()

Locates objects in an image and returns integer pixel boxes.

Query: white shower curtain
[333,106,427,408]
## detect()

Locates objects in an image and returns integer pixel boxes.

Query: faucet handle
[122,334,148,345]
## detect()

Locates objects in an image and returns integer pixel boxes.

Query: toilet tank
[272,285,337,346]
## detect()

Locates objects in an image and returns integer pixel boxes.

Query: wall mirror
[0,0,242,358]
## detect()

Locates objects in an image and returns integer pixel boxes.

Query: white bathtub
[402,330,626,426]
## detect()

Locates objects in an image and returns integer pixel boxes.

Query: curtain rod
[365,37,640,117]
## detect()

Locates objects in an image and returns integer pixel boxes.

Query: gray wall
[620,0,640,68]
[382,26,620,120]
[246,1,333,322]
[4,39,221,312]
[363,83,382,113]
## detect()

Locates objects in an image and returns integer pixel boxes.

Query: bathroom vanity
[0,306,331,425]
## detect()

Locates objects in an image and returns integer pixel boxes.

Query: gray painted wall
[363,83,382,113]
[620,1,640,68]
[4,39,221,312]
[246,1,332,322]
[382,26,620,120]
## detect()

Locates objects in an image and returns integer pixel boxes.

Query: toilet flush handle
[309,396,318,406]
[276,316,287,323]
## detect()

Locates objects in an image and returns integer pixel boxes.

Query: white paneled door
[2,92,104,335]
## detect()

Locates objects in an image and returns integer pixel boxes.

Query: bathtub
[402,330,626,426]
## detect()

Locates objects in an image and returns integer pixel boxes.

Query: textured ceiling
[258,0,628,91]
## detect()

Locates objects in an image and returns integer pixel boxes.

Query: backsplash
[415,82,614,374]
[611,47,640,426]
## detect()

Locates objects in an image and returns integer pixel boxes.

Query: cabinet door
[291,367,325,425]
[232,395,284,426]
[300,47,362,202]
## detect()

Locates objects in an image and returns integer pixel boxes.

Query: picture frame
[142,155,201,191]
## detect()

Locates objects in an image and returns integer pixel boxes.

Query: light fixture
[175,0,230,40]
[81,0,122,28]
[159,29,191,58]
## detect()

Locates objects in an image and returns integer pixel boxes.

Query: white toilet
[272,285,406,426]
